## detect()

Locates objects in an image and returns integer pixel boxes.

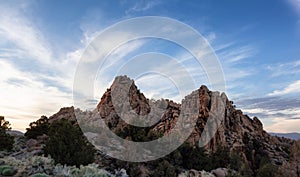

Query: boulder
[211,168,228,177]
[188,169,200,177]
[26,139,38,150]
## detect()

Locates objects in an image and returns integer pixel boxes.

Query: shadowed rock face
[50,75,294,167]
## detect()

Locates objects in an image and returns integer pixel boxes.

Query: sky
[0,0,300,133]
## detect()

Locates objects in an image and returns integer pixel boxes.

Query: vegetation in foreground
[1,115,299,176]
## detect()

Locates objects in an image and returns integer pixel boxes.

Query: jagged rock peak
[48,106,76,123]
[97,75,150,118]
[95,75,294,167]
[48,75,294,168]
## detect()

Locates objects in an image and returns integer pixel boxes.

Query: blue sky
[0,0,300,133]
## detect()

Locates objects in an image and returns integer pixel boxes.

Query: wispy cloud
[0,3,80,131]
[237,96,300,112]
[267,60,300,77]
[0,60,72,131]
[236,96,300,132]
[288,0,300,14]
[218,45,255,63]
[268,80,300,96]
[213,42,256,98]
[265,118,300,133]
[125,0,161,15]
[0,5,52,65]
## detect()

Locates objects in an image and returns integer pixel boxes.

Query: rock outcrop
[48,106,76,123]
[95,75,293,168]
[45,75,293,169]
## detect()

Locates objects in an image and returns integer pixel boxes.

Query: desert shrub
[44,119,95,166]
[166,149,183,167]
[151,160,176,177]
[276,140,300,177]
[229,152,243,171]
[29,173,49,177]
[0,165,11,173]
[26,156,55,175]
[53,163,112,177]
[1,156,55,176]
[239,164,253,177]
[209,145,230,170]
[1,157,27,176]
[52,164,71,177]
[0,116,14,151]
[116,125,150,142]
[0,165,16,176]
[25,116,49,139]
[116,124,164,142]
[256,163,277,177]
[179,143,210,171]
[127,164,142,177]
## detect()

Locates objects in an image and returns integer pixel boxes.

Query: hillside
[269,132,300,140]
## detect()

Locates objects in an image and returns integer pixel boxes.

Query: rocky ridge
[48,75,294,169]
[95,76,293,167]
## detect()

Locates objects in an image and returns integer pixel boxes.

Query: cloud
[265,118,300,133]
[5,78,28,87]
[288,0,300,14]
[218,45,255,63]
[0,5,52,65]
[213,43,256,98]
[268,80,300,96]
[0,60,73,131]
[135,73,182,102]
[237,96,300,111]
[267,60,300,77]
[0,3,81,131]
[125,0,161,14]
[236,95,300,132]
[0,1,296,135]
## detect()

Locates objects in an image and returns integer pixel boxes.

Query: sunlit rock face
[50,75,294,167]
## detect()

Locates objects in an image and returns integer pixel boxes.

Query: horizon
[1,0,300,133]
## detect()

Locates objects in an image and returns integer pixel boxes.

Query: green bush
[0,133,14,151]
[209,145,230,169]
[127,164,142,177]
[152,160,176,177]
[44,119,95,166]
[25,116,49,139]
[27,156,55,175]
[256,163,277,177]
[0,165,10,173]
[0,116,14,151]
[0,165,16,176]
[53,163,111,177]
[178,143,210,171]
[229,152,243,171]
[29,173,49,177]
[239,164,253,177]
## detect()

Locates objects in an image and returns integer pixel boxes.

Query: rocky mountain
[45,75,295,173]
[7,130,24,136]
[94,76,293,167]
[269,132,300,140]
[3,75,298,176]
